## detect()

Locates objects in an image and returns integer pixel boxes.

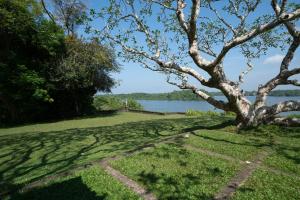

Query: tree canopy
[0,0,119,123]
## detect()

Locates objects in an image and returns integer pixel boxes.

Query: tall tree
[49,37,119,117]
[0,0,65,123]
[94,0,300,128]
[0,0,119,123]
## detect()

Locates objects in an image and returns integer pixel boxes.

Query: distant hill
[101,89,300,101]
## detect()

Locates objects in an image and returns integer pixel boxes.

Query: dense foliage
[93,96,143,111]
[48,37,119,118]
[0,0,118,123]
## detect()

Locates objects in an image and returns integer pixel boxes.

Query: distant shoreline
[99,90,300,101]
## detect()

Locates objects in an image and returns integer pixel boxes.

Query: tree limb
[40,0,56,23]
[209,7,300,67]
[166,77,230,111]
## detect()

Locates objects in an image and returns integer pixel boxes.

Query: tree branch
[208,1,237,36]
[40,0,56,23]
[272,0,299,38]
[264,100,300,116]
[166,77,230,111]
[209,7,300,67]
[176,0,210,68]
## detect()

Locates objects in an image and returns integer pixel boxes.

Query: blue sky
[81,0,300,94]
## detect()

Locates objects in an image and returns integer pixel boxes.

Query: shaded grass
[0,112,184,136]
[232,169,300,200]
[110,144,241,200]
[1,113,231,191]
[9,166,141,200]
[1,112,300,199]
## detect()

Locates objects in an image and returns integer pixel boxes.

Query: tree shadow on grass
[3,114,298,196]
[10,177,105,200]
[0,116,228,195]
[190,124,300,169]
[137,170,214,200]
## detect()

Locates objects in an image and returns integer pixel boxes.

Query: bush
[93,96,143,111]
[124,98,144,110]
[185,109,220,117]
[93,96,123,111]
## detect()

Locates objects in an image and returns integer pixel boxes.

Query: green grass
[232,169,300,200]
[0,112,183,136]
[239,125,300,175]
[1,112,300,199]
[110,144,241,200]
[0,112,206,186]
[185,130,269,161]
[263,135,300,175]
[9,166,141,200]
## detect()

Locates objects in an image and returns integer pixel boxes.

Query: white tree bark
[99,0,300,128]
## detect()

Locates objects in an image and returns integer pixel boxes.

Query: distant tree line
[210,90,300,97]
[0,0,119,124]
[108,89,300,101]
[106,90,206,101]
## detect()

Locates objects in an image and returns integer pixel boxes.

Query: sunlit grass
[232,169,300,200]
[185,130,269,161]
[0,112,184,136]
[1,112,299,199]
[110,144,241,200]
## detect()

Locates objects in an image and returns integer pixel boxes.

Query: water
[138,96,300,115]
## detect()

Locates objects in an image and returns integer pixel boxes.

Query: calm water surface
[138,96,300,115]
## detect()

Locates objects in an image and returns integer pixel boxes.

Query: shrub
[185,109,220,117]
[93,96,123,111]
[124,98,144,110]
[93,96,143,111]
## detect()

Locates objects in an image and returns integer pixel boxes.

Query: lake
[138,96,300,115]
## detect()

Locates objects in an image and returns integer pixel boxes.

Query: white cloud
[263,54,284,65]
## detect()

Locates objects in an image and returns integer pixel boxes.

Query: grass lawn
[9,166,142,200]
[232,169,300,200]
[0,112,184,135]
[184,130,269,161]
[110,144,241,200]
[0,112,300,200]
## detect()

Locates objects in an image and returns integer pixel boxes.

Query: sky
[80,0,300,94]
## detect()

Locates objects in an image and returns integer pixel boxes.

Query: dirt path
[214,150,269,200]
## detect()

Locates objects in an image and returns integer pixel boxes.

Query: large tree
[49,37,119,117]
[0,0,65,123]
[92,0,300,128]
[0,0,119,123]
